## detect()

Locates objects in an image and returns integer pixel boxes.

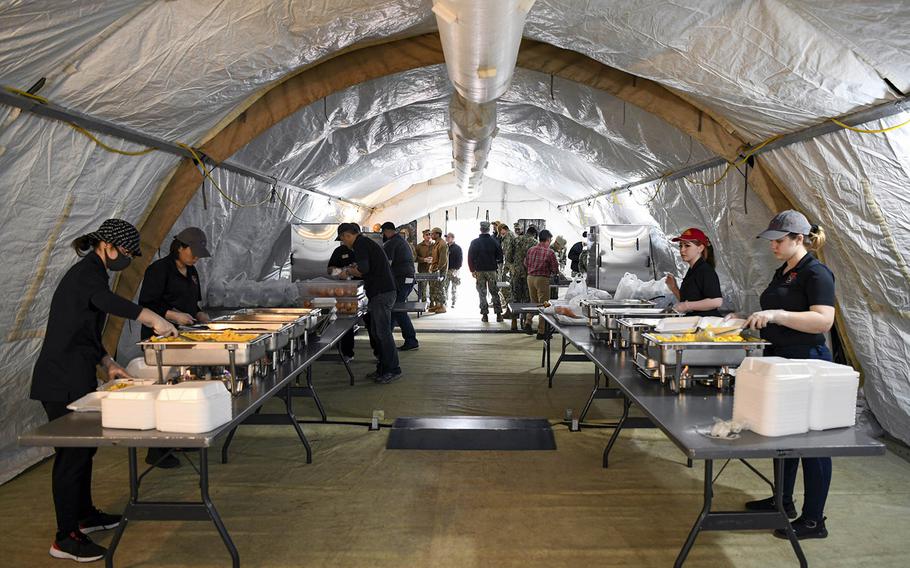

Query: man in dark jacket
[443,232,462,308]
[337,223,402,383]
[568,231,587,276]
[382,222,418,351]
[467,220,504,322]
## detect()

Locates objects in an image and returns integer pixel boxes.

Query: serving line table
[540,314,886,567]
[18,324,354,568]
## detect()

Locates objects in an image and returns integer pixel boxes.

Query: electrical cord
[830,115,910,134]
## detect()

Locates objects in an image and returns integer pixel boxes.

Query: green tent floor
[3,333,909,567]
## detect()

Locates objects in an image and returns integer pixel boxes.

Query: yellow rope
[68,123,156,156]
[830,115,910,134]
[177,143,273,208]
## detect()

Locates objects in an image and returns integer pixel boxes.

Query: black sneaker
[496,314,504,322]
[50,531,106,562]
[79,509,121,534]
[745,496,797,519]
[535,333,546,340]
[365,370,382,382]
[774,516,828,540]
[341,354,355,363]
[145,448,180,469]
[398,343,419,352]
[378,371,403,384]
[481,314,489,322]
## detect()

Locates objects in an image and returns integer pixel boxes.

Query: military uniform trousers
[443,269,460,306]
[475,271,502,315]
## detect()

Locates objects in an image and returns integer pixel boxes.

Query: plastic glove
[674,301,690,313]
[745,309,783,330]
[153,315,178,337]
[167,310,196,326]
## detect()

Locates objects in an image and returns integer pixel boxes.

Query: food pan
[618,318,665,346]
[197,322,292,352]
[641,333,767,367]
[596,307,680,330]
[138,332,269,366]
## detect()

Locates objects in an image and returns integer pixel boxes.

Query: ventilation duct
[433,0,535,195]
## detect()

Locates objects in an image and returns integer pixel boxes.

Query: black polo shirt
[351,234,396,298]
[31,253,143,402]
[679,258,723,317]
[328,245,356,270]
[138,252,203,339]
[760,253,835,347]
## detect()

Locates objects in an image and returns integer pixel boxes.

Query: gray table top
[393,301,427,313]
[507,303,544,313]
[542,314,886,461]
[19,318,357,449]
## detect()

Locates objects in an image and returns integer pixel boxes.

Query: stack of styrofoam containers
[155,382,232,434]
[101,386,167,430]
[733,357,812,436]
[801,359,860,431]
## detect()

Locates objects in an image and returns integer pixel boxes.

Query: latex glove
[153,314,179,337]
[674,301,690,313]
[101,357,130,382]
[745,309,783,330]
[196,312,211,324]
[168,310,196,326]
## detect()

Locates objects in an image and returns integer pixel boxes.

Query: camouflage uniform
[443,268,461,306]
[551,236,567,276]
[415,239,433,302]
[428,239,449,307]
[509,233,537,303]
[498,230,514,309]
[475,270,501,315]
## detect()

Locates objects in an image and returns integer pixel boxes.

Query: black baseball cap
[757,210,811,240]
[380,221,396,231]
[174,227,211,258]
[335,222,360,240]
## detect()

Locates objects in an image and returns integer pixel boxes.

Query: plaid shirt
[524,242,559,276]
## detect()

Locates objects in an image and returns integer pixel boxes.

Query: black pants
[43,402,97,537]
[767,344,833,521]
[367,290,400,375]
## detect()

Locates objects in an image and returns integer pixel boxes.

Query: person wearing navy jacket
[742,210,836,540]
[30,219,177,562]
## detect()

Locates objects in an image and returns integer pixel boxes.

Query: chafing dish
[579,298,655,323]
[196,321,292,354]
[636,332,768,392]
[217,309,321,349]
[137,332,270,395]
[593,307,684,347]
[617,317,665,355]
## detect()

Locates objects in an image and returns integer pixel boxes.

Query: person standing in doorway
[337,223,402,384]
[381,222,419,352]
[428,227,449,313]
[444,232,462,309]
[468,220,504,322]
[525,229,560,339]
[415,229,433,302]
[568,231,587,277]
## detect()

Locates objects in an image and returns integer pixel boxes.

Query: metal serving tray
[138,333,269,366]
[618,317,665,346]
[579,298,654,320]
[641,333,767,367]
[596,307,680,330]
[218,312,319,333]
[195,322,292,352]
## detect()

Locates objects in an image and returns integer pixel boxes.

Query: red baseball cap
[671,228,710,246]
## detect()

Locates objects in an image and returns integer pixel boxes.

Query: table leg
[602,396,631,468]
[545,328,552,386]
[549,335,568,387]
[200,448,240,568]
[775,458,808,567]
[284,384,313,464]
[105,449,137,568]
[337,342,355,386]
[221,426,239,464]
[579,367,601,423]
[674,460,714,567]
[306,366,328,423]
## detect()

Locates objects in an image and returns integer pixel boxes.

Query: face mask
[105,248,132,271]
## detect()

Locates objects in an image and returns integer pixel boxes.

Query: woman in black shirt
[30,219,177,562]
[138,227,211,468]
[743,210,836,540]
[664,228,723,316]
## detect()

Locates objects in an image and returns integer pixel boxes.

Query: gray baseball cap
[174,227,211,258]
[757,210,811,240]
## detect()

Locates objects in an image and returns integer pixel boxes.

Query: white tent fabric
[0,0,908,483]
